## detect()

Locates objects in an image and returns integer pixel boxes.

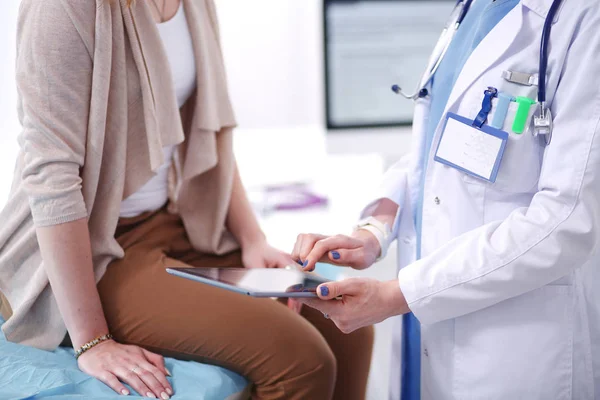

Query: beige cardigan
[0,0,239,350]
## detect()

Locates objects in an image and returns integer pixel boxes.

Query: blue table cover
[0,318,248,400]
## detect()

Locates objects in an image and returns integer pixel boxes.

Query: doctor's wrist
[351,229,381,268]
[350,229,382,261]
[381,279,410,317]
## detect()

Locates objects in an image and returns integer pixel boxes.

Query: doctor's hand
[292,230,381,272]
[298,278,409,333]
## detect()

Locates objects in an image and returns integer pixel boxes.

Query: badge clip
[473,87,498,128]
[502,71,539,87]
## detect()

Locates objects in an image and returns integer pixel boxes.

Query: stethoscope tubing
[394,0,562,106]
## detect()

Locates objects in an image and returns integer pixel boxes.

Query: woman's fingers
[273,252,295,269]
[114,366,155,398]
[139,363,172,399]
[141,348,170,377]
[140,349,173,396]
[97,371,130,396]
[77,341,172,398]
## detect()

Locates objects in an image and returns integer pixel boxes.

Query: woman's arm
[36,219,107,349]
[226,163,265,248]
[38,221,174,398]
[17,2,172,397]
[226,162,293,268]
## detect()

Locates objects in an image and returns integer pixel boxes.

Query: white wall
[216,0,412,163]
[217,0,325,129]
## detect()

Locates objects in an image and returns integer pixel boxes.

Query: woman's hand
[241,239,303,313]
[241,239,295,269]
[77,339,173,399]
[291,230,381,272]
[298,278,410,333]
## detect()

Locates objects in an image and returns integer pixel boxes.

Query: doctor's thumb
[317,283,338,300]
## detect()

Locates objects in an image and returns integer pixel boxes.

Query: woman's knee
[273,334,337,399]
[277,325,337,381]
[252,318,337,398]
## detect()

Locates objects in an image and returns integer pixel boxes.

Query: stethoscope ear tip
[391,84,401,94]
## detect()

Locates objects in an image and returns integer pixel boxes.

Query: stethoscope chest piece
[533,107,553,146]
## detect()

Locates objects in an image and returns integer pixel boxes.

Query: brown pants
[97,209,374,400]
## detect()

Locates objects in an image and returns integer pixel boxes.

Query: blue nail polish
[296,260,303,265]
[331,251,340,260]
[303,260,308,267]
[320,286,329,296]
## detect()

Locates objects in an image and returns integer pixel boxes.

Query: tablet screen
[168,267,329,295]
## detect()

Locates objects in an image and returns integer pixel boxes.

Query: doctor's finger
[299,297,343,317]
[327,248,369,269]
[295,234,328,265]
[303,235,362,271]
[292,234,324,262]
[291,235,304,262]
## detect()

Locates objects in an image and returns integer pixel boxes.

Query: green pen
[512,96,537,134]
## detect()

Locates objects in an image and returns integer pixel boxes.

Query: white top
[120,2,196,218]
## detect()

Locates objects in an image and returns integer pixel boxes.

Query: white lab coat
[371,0,600,399]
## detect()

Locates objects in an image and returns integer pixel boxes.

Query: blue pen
[491,91,515,130]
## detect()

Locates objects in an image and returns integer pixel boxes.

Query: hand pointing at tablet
[298,278,410,334]
[291,230,381,272]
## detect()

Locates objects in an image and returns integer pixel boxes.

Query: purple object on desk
[264,183,328,211]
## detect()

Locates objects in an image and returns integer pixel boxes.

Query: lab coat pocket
[453,285,573,400]
[463,100,542,193]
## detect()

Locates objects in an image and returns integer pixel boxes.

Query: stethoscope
[392,0,564,145]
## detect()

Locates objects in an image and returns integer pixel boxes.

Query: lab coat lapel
[444,3,524,114]
[521,0,564,21]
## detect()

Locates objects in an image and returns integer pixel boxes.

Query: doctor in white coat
[293,0,600,399]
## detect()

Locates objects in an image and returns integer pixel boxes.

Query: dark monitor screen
[324,0,455,129]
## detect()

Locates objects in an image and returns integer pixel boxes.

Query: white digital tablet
[166,267,330,298]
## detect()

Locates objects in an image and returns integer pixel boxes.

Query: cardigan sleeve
[16,0,93,227]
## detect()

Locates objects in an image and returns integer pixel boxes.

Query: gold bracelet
[74,333,114,360]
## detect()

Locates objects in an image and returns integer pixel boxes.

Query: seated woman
[0,1,373,399]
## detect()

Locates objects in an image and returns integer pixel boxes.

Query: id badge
[434,113,508,183]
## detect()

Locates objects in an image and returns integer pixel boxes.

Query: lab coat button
[434,197,441,205]
[424,348,429,357]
